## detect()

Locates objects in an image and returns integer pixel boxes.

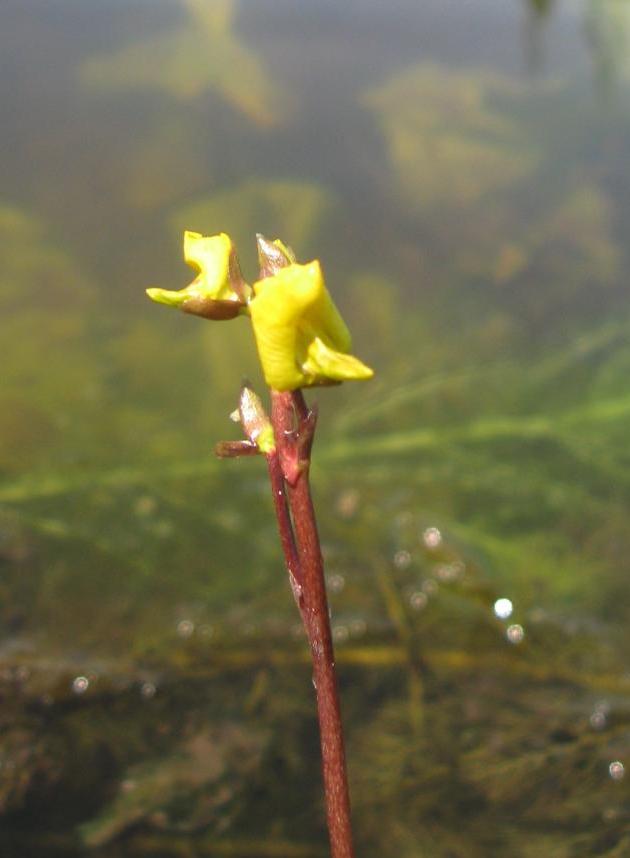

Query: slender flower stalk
[271,389,354,858]
[266,448,303,606]
[146,229,373,858]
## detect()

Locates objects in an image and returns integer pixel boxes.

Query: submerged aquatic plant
[147,230,373,858]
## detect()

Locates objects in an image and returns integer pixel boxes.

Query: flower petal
[145,286,188,308]
[250,259,373,390]
[183,231,233,300]
[303,337,374,383]
[146,231,250,317]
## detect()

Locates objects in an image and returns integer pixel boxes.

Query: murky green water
[2,0,630,855]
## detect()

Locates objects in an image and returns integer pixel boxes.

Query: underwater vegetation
[2,483,630,856]
[363,64,540,211]
[2,1,630,854]
[0,204,98,476]
[3,107,630,853]
[584,0,630,91]
[2,299,630,855]
[359,60,628,349]
[80,0,292,127]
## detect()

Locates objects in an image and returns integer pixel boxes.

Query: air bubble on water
[349,618,367,637]
[177,619,195,639]
[140,681,157,700]
[409,591,428,611]
[590,700,610,731]
[423,527,442,549]
[422,579,438,596]
[493,598,513,620]
[336,488,360,519]
[506,624,524,644]
[393,550,411,570]
[327,573,345,594]
[333,625,349,644]
[590,710,607,731]
[72,676,89,695]
[436,562,462,582]
[609,761,625,781]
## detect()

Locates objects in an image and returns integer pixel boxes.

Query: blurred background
[2,1,630,855]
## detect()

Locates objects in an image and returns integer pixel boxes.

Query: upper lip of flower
[146,231,250,313]
[249,259,373,391]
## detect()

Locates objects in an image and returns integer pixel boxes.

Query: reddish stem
[270,390,355,858]
[266,450,304,608]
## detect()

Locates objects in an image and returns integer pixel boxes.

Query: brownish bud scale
[256,233,296,279]
[214,440,260,458]
[181,296,244,320]
[227,244,250,303]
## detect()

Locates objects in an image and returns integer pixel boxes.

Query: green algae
[362,64,540,212]
[80,0,292,127]
[2,2,630,855]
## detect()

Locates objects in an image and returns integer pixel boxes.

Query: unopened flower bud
[238,384,275,454]
[256,233,296,279]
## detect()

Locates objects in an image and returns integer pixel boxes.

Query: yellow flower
[146,231,250,319]
[249,259,373,391]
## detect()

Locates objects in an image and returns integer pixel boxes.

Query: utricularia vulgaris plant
[147,230,373,858]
